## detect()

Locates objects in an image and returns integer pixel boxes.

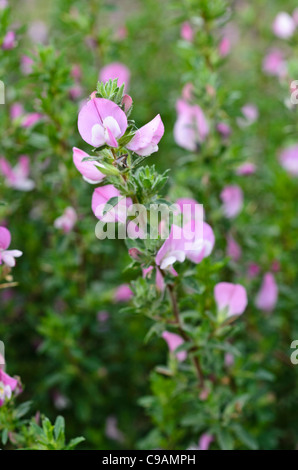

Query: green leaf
[54,415,65,441]
[231,424,259,450]
[103,196,122,215]
[217,428,235,450]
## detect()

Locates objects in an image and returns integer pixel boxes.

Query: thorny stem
[167,283,205,389]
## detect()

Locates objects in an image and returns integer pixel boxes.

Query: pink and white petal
[0,226,11,250]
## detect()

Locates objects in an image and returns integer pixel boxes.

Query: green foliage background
[0,0,297,449]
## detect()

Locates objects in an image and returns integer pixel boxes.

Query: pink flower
[105,416,125,443]
[97,311,109,323]
[116,26,127,41]
[279,144,298,176]
[54,207,77,233]
[156,221,214,270]
[0,0,8,10]
[2,31,16,50]
[220,185,243,219]
[217,122,231,138]
[271,259,280,273]
[180,21,194,42]
[155,225,188,270]
[198,433,214,450]
[236,162,256,176]
[162,331,187,362]
[69,84,83,100]
[73,147,105,184]
[21,55,34,75]
[255,272,278,312]
[99,62,130,92]
[0,156,35,191]
[174,99,209,151]
[0,369,18,406]
[92,185,132,223]
[262,49,287,78]
[272,12,296,39]
[219,37,231,57]
[237,104,258,127]
[185,221,215,264]
[293,8,298,25]
[78,98,128,148]
[28,20,48,44]
[226,234,242,262]
[247,263,260,279]
[0,227,23,268]
[122,94,133,114]
[71,64,82,81]
[115,283,133,302]
[142,265,165,292]
[10,103,24,121]
[182,83,194,101]
[21,112,43,128]
[214,282,248,319]
[175,197,203,224]
[225,353,235,367]
[126,114,164,156]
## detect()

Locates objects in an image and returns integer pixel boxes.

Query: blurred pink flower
[217,122,231,138]
[263,49,287,78]
[28,20,48,44]
[21,112,43,128]
[237,104,258,127]
[180,21,194,42]
[10,103,24,121]
[0,227,23,268]
[71,64,82,81]
[97,311,109,323]
[214,282,248,319]
[182,83,194,101]
[272,12,296,39]
[236,162,256,176]
[174,99,209,151]
[73,147,105,184]
[255,272,278,312]
[271,259,280,273]
[105,416,125,443]
[127,114,164,156]
[115,283,133,302]
[220,185,243,218]
[226,234,242,262]
[54,207,77,233]
[69,84,83,100]
[225,352,235,367]
[0,155,35,191]
[162,331,187,362]
[279,144,298,176]
[116,26,127,41]
[2,31,16,50]
[99,62,130,92]
[247,262,260,279]
[78,98,128,148]
[198,433,214,450]
[219,37,231,57]
[92,185,132,223]
[0,369,18,406]
[293,8,298,25]
[0,0,8,10]
[21,55,34,75]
